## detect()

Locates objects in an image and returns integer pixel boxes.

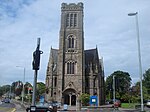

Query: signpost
[32,38,43,106]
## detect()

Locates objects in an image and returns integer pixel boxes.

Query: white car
[146,100,150,108]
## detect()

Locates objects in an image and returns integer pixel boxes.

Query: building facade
[45,2,105,106]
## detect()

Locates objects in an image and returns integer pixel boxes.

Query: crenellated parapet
[61,2,83,11]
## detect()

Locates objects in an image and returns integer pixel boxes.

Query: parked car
[26,104,53,112]
[106,99,121,107]
[26,106,52,112]
[113,99,121,107]
[48,101,61,108]
[146,100,150,108]
[4,98,10,103]
[1,98,5,102]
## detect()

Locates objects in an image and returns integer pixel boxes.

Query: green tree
[79,93,90,106]
[143,68,150,94]
[36,82,46,101]
[11,81,23,96]
[0,85,10,97]
[105,70,132,102]
[24,82,32,95]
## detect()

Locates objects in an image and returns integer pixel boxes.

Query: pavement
[57,105,150,112]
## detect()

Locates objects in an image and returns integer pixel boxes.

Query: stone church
[45,2,105,106]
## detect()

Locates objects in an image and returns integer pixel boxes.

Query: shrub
[79,93,90,106]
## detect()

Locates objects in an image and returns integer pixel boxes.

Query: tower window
[67,62,75,74]
[70,14,73,27]
[66,14,69,27]
[74,14,77,27]
[66,13,77,27]
[68,35,75,49]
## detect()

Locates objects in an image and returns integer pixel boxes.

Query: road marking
[0,107,16,112]
[10,108,16,112]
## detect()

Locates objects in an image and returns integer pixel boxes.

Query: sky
[0,0,150,86]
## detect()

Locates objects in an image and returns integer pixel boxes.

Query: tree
[24,82,32,95]
[105,70,132,102]
[0,85,10,97]
[79,93,90,106]
[143,68,150,94]
[36,82,46,101]
[11,81,23,96]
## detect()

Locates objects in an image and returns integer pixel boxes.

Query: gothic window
[66,14,69,27]
[67,61,75,74]
[68,38,74,48]
[54,77,57,87]
[70,14,73,27]
[74,14,77,27]
[67,35,75,50]
[66,13,77,27]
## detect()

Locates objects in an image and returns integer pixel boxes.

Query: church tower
[45,2,105,106]
[57,2,84,105]
[45,3,85,105]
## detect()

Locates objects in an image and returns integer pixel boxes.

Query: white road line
[10,108,16,112]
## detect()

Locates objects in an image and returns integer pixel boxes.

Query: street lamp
[128,12,144,111]
[113,75,115,105]
[16,66,25,104]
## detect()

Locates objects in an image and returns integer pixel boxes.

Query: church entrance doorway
[63,89,76,106]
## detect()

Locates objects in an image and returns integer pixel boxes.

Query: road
[0,100,26,112]
[0,102,16,112]
[0,100,150,112]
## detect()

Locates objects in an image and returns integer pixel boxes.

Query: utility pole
[128,12,144,111]
[32,38,43,106]
[113,75,115,104]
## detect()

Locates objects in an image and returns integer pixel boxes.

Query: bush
[79,93,90,106]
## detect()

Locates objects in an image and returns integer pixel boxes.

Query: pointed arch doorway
[63,88,76,106]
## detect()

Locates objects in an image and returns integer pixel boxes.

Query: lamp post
[128,12,144,112]
[16,66,25,104]
[113,75,115,105]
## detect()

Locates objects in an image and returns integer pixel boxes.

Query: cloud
[0,0,150,86]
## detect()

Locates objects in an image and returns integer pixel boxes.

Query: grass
[121,103,138,108]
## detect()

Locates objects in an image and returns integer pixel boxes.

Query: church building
[45,2,105,106]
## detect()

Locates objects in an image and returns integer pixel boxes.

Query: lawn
[121,103,138,108]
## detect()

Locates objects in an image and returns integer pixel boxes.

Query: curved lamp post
[128,12,144,112]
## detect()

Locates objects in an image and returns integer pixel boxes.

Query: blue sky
[0,0,150,86]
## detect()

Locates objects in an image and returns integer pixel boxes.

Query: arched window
[67,61,75,74]
[68,35,75,49]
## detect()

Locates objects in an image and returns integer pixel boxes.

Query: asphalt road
[0,102,16,112]
[0,99,27,112]
[1,100,150,112]
[11,100,27,112]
